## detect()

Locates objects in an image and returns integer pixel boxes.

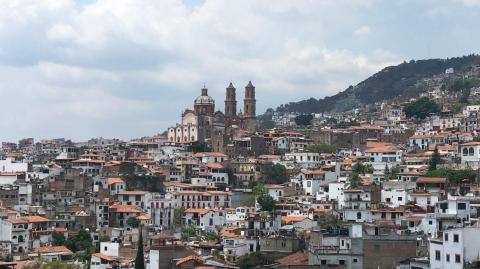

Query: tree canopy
[238,252,274,269]
[404,97,440,119]
[257,194,276,212]
[426,167,476,185]
[261,163,288,184]
[294,114,313,126]
[428,146,442,171]
[305,144,336,154]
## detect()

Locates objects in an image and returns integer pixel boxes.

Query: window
[454,234,459,243]
[353,258,358,263]
[455,254,461,263]
[458,203,466,210]
[435,250,441,261]
[446,254,450,262]
[339,260,345,265]
[357,212,362,220]
[445,233,448,241]
[469,147,475,156]
[321,260,327,265]
[398,197,403,201]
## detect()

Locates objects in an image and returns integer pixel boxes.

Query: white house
[430,226,480,269]
[183,208,226,232]
[459,141,480,169]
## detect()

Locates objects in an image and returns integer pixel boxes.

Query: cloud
[354,25,371,36]
[457,0,480,7]
[0,0,476,141]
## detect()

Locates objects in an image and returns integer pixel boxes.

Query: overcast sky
[0,0,479,142]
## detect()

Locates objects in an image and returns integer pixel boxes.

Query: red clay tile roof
[416,177,448,184]
[107,177,125,185]
[33,246,72,254]
[275,252,308,266]
[176,255,203,266]
[23,216,50,223]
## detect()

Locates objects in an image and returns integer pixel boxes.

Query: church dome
[194,87,215,105]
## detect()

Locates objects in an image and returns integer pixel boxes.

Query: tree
[429,146,441,171]
[257,194,276,212]
[122,174,165,193]
[426,167,476,185]
[203,231,220,241]
[127,217,141,228]
[347,173,362,189]
[237,252,274,269]
[294,114,313,126]
[352,162,373,175]
[261,163,288,184]
[134,228,145,269]
[173,207,185,226]
[305,144,337,154]
[404,97,440,119]
[384,164,390,179]
[63,229,96,262]
[252,183,267,196]
[187,142,212,153]
[52,232,66,246]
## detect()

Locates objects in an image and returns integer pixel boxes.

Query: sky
[0,0,480,142]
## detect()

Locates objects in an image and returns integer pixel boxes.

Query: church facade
[168,81,257,144]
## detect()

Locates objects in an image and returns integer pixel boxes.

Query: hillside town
[3,70,480,269]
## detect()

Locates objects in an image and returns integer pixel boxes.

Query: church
[168,81,257,144]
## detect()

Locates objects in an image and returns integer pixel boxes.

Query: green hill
[275,54,480,114]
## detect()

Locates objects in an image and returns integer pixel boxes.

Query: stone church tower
[224,82,237,122]
[243,81,257,133]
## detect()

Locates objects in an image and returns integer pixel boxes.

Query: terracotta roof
[184,208,217,215]
[33,246,72,255]
[461,141,480,146]
[275,252,308,266]
[136,215,151,220]
[110,204,142,213]
[175,255,203,266]
[107,177,125,185]
[416,177,448,184]
[281,216,306,223]
[92,253,115,261]
[206,163,224,169]
[301,169,325,175]
[23,216,49,223]
[7,219,28,224]
[365,143,400,153]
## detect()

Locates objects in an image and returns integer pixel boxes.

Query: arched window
[357,212,362,220]
[18,235,24,243]
[469,147,475,156]
[463,148,468,156]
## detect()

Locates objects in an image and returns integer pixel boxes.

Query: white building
[430,226,480,269]
[183,208,225,231]
[459,141,480,169]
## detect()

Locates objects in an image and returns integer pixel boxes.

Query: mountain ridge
[274,54,480,114]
